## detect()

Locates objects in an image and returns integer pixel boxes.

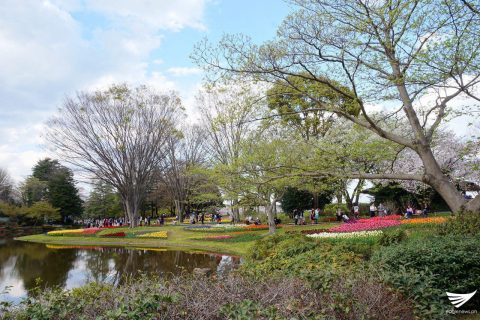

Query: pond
[0,239,240,303]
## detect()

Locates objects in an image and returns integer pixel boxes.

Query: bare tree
[0,168,13,202]
[47,85,181,226]
[197,83,262,221]
[161,125,207,221]
[194,0,480,213]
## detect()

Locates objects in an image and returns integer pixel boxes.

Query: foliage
[19,177,47,207]
[84,181,122,218]
[372,235,480,315]
[25,201,61,223]
[267,74,359,140]
[1,272,413,320]
[32,158,83,219]
[323,203,349,216]
[0,201,26,218]
[378,229,407,246]
[438,211,480,236]
[281,187,333,214]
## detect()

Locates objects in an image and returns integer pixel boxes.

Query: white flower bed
[306,230,383,238]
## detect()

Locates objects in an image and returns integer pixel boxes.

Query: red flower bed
[82,228,102,235]
[100,232,126,238]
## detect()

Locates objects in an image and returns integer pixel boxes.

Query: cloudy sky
[0,0,292,185]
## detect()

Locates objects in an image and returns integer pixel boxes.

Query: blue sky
[0,0,292,186]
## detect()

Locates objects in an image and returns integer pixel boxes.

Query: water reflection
[0,239,240,303]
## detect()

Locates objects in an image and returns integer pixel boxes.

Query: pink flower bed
[330,218,401,233]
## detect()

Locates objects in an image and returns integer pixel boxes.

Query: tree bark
[231,198,240,223]
[266,198,277,234]
[417,147,466,212]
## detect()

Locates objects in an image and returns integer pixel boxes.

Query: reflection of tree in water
[0,240,240,298]
[10,241,77,291]
[86,248,222,285]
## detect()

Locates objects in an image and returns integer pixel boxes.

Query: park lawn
[17,224,272,256]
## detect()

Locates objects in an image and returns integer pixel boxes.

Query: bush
[437,211,480,236]
[378,229,406,246]
[0,275,414,320]
[372,235,480,318]
[4,274,415,320]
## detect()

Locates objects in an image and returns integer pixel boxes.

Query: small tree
[25,201,61,224]
[47,85,181,227]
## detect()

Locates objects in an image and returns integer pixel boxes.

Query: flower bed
[300,228,332,235]
[99,231,126,238]
[81,228,103,235]
[244,224,277,231]
[137,231,168,239]
[401,217,447,224]
[306,230,383,239]
[47,229,84,236]
[204,235,233,240]
[329,219,400,233]
[184,225,246,232]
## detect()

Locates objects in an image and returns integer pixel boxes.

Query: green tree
[20,177,47,206]
[25,201,61,224]
[194,0,480,213]
[31,158,83,220]
[281,187,332,215]
[84,181,122,218]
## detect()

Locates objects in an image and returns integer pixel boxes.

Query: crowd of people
[289,202,430,225]
[75,202,431,229]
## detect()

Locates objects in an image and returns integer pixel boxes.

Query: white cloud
[167,67,203,76]
[0,0,208,184]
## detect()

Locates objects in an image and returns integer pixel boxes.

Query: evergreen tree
[31,158,83,219]
[84,181,122,218]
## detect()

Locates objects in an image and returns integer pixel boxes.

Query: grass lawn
[17,224,285,256]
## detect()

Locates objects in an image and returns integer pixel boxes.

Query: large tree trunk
[125,198,139,228]
[266,198,277,234]
[231,198,240,223]
[174,199,185,222]
[418,147,466,212]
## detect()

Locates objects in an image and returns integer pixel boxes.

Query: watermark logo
[446,290,477,308]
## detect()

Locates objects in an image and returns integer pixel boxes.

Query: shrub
[2,274,414,320]
[437,211,480,236]
[378,229,406,246]
[372,235,480,317]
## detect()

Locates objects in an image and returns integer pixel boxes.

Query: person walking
[314,208,320,224]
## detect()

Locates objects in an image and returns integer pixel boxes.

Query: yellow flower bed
[47,229,84,236]
[137,231,168,239]
[401,217,447,224]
